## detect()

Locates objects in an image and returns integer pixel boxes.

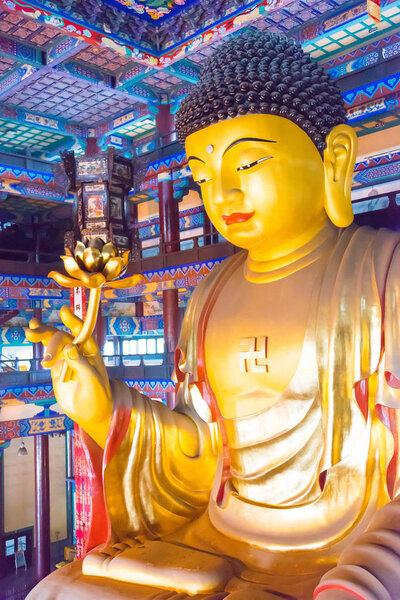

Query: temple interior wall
[138,189,202,222]
[3,435,67,543]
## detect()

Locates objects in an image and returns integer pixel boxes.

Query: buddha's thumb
[63,343,97,381]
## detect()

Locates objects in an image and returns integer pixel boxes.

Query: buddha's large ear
[323,124,357,228]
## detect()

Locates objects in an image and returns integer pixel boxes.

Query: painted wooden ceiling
[0,0,398,203]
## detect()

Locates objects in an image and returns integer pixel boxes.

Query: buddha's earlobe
[323,124,357,228]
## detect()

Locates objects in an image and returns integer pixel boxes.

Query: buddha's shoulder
[337,224,400,262]
[333,225,400,298]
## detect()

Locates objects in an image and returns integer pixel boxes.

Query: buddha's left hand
[26,304,112,448]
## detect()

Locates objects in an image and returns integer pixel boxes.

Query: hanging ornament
[368,0,381,22]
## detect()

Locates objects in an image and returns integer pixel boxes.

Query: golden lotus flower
[49,239,143,290]
[48,237,144,350]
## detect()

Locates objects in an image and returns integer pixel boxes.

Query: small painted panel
[0,117,71,154]
[102,0,199,21]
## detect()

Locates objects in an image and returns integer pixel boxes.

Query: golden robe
[27,226,400,600]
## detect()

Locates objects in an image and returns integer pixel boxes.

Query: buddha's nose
[224,188,245,205]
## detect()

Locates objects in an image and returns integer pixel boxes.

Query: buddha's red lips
[222,211,255,226]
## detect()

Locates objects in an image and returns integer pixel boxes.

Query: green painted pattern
[304,2,400,60]
[0,118,70,153]
[116,117,155,137]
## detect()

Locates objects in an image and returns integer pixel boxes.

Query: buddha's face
[186,114,327,256]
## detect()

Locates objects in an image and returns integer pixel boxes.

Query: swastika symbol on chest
[239,337,269,373]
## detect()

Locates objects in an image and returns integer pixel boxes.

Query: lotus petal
[74,241,86,268]
[107,274,144,289]
[74,240,86,257]
[61,255,83,279]
[48,271,81,288]
[101,242,117,264]
[83,247,103,272]
[121,250,130,268]
[65,247,73,257]
[102,257,123,280]
[89,237,104,251]
[79,271,106,289]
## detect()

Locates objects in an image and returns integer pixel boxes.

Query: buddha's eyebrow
[187,156,205,163]
[222,137,277,157]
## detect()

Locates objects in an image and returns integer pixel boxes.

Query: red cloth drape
[368,0,381,22]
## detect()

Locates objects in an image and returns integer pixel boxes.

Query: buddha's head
[176,30,357,257]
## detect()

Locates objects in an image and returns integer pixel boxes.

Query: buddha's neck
[245,220,339,283]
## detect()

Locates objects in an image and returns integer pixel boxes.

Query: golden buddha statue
[26,30,400,600]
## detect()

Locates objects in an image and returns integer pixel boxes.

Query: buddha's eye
[237,156,272,171]
[195,177,212,184]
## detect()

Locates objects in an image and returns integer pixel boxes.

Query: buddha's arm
[103,382,218,540]
[26,306,217,539]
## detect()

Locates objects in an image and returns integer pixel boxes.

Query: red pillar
[155,105,175,145]
[85,137,100,156]
[33,306,51,581]
[32,307,43,371]
[35,434,50,581]
[135,301,144,318]
[0,446,5,536]
[156,105,180,409]
[163,289,180,357]
[65,430,74,545]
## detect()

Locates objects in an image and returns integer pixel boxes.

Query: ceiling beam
[0,38,87,102]
[116,67,157,90]
[91,106,154,137]
[325,32,400,81]
[0,104,86,139]
[0,0,158,67]
[0,35,42,67]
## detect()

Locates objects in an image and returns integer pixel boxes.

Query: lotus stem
[60,286,102,383]
[74,287,102,346]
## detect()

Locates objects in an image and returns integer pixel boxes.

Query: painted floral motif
[106,0,196,20]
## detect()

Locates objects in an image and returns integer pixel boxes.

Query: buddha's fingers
[59,305,98,355]
[63,344,100,385]
[25,319,58,346]
[42,330,74,368]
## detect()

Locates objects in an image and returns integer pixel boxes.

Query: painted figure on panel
[27,30,400,600]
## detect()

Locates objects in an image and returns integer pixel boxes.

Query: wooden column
[203,211,219,245]
[113,336,120,367]
[0,447,4,536]
[158,171,179,254]
[65,430,74,545]
[156,105,180,409]
[85,137,100,156]
[35,434,50,581]
[33,305,51,581]
[32,306,43,371]
[0,441,11,538]
[135,301,143,318]
[155,104,175,146]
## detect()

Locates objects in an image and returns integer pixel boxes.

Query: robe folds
[27,225,400,600]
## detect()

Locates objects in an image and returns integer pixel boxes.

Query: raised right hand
[26,304,112,448]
